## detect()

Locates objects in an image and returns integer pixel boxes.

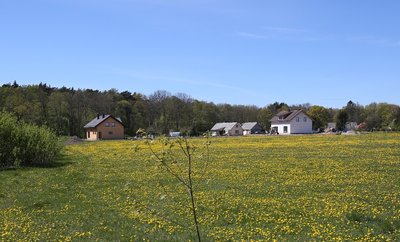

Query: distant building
[242,122,264,135]
[345,122,358,131]
[84,114,124,140]
[270,110,312,134]
[210,122,243,136]
[169,131,181,137]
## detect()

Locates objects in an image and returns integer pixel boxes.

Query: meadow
[1,133,400,241]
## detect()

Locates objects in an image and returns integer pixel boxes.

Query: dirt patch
[64,136,84,145]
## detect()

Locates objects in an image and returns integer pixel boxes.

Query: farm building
[211,122,243,136]
[242,122,264,135]
[84,114,124,140]
[270,110,312,135]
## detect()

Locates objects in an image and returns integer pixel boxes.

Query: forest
[1,81,399,137]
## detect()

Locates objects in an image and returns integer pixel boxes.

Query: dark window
[303,117,307,122]
[283,126,288,133]
[87,132,90,138]
[296,117,300,122]
[108,131,113,135]
[235,130,239,134]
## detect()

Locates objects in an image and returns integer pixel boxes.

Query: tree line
[1,82,399,137]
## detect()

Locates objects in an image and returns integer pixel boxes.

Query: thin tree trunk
[187,142,201,242]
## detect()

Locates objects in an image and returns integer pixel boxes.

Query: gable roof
[211,122,240,131]
[270,110,309,124]
[84,114,124,128]
[242,122,261,130]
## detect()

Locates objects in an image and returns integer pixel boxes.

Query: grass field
[1,133,400,241]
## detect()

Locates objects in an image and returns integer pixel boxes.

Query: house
[345,122,358,131]
[270,110,312,135]
[210,122,243,136]
[169,131,181,137]
[242,122,264,135]
[84,114,124,140]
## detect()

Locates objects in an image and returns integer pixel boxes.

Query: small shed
[242,122,264,135]
[84,114,124,140]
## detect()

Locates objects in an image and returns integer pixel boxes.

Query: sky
[1,0,399,108]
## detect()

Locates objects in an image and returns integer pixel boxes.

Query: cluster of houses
[211,110,313,136]
[83,109,314,140]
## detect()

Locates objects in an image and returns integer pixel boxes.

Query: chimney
[97,114,100,119]
[102,113,105,118]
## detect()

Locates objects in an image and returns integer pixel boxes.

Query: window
[283,126,288,133]
[108,131,113,135]
[296,117,300,122]
[279,116,284,120]
[111,122,115,127]
[87,132,90,138]
[303,117,307,122]
[105,122,109,127]
[235,130,239,134]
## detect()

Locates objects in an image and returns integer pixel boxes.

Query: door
[98,132,102,139]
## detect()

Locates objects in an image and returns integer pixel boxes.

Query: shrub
[0,112,62,167]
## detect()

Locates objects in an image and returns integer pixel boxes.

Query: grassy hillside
[1,133,400,240]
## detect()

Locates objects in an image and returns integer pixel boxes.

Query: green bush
[0,112,62,167]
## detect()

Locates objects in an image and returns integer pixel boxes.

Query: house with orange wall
[84,114,124,140]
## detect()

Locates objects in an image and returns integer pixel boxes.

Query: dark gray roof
[270,110,308,124]
[211,122,240,131]
[242,122,260,130]
[84,115,123,128]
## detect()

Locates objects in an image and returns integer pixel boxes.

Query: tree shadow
[0,154,74,171]
[24,154,74,169]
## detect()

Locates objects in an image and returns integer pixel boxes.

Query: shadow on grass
[0,154,74,171]
[346,211,400,234]
[25,154,74,169]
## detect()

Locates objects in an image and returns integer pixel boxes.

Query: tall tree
[307,106,330,130]
[335,109,348,131]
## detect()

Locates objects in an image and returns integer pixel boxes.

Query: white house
[210,122,243,136]
[270,110,312,135]
[242,122,264,135]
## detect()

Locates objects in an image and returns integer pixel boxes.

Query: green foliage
[2,82,400,136]
[0,112,62,167]
[335,109,348,131]
[307,105,330,130]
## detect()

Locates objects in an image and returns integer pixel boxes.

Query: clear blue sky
[1,0,399,108]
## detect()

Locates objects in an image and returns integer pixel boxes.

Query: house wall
[96,117,124,139]
[86,128,98,140]
[227,123,243,136]
[251,124,263,134]
[86,117,124,140]
[290,113,312,134]
[243,130,251,135]
[271,124,291,135]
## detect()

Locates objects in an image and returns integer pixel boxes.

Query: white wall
[271,124,291,135]
[243,130,251,135]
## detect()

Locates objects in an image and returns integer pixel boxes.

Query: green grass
[1,133,400,240]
